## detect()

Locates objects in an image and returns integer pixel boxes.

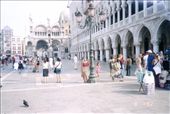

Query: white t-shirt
[73,56,78,63]
[55,61,62,69]
[43,62,49,69]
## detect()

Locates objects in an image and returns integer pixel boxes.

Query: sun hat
[146,50,152,53]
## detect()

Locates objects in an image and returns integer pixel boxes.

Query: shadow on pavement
[112,90,145,95]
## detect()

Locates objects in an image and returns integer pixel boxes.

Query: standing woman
[18,61,24,74]
[81,57,89,83]
[54,58,62,83]
[42,59,49,83]
[153,54,162,87]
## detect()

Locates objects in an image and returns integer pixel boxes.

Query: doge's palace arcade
[69,0,170,61]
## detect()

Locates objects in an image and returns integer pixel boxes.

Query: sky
[1,0,70,37]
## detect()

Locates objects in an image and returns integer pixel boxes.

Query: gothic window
[110,14,113,25]
[115,12,118,23]
[131,1,135,15]
[104,21,106,28]
[120,8,123,20]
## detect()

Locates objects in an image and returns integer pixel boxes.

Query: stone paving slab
[1,60,170,114]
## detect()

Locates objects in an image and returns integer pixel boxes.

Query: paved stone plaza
[0,60,170,113]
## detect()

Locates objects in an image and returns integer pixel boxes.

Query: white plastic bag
[143,71,155,84]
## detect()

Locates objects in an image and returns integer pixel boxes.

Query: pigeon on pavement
[23,100,29,107]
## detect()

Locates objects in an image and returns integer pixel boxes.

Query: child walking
[95,62,101,77]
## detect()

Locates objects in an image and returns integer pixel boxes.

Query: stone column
[127,0,132,23]
[117,1,121,27]
[112,2,116,29]
[80,52,82,59]
[100,49,103,61]
[152,41,159,53]
[95,50,98,60]
[113,47,117,56]
[87,51,90,60]
[144,0,147,17]
[122,46,127,59]
[164,1,170,11]
[153,1,158,13]
[135,0,139,20]
[84,52,86,59]
[105,49,110,62]
[135,44,140,58]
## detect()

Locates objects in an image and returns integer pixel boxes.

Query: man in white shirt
[143,51,149,69]
[73,54,78,70]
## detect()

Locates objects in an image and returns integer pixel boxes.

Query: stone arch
[36,40,48,50]
[35,25,47,32]
[36,40,48,57]
[154,17,170,38]
[136,24,152,44]
[27,41,32,46]
[138,26,152,53]
[157,19,170,52]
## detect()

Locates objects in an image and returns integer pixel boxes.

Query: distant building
[11,36,23,56]
[25,10,71,58]
[1,26,13,57]
[0,32,2,56]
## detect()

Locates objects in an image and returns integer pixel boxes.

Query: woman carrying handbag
[54,58,62,83]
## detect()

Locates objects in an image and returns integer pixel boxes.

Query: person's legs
[56,74,59,83]
[59,74,61,83]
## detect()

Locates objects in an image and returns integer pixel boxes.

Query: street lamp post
[75,1,106,83]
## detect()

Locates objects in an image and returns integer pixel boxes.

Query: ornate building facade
[24,11,71,58]
[69,0,170,61]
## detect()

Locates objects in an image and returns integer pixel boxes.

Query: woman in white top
[42,59,49,83]
[54,58,62,83]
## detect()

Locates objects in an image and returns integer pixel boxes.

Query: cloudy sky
[1,0,70,37]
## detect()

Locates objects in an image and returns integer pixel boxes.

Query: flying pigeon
[23,100,29,107]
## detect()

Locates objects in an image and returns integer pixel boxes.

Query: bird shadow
[19,105,29,108]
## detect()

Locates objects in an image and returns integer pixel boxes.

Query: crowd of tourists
[0,48,169,91]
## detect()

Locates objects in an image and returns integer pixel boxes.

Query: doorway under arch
[125,31,134,58]
[115,35,122,55]
[139,26,152,53]
[108,37,113,59]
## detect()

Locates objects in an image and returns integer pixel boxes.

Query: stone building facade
[24,11,71,58]
[11,36,23,56]
[1,26,13,57]
[69,0,170,61]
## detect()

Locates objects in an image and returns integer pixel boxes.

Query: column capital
[151,40,159,45]
[121,1,127,8]
[127,0,132,5]
[134,43,140,46]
